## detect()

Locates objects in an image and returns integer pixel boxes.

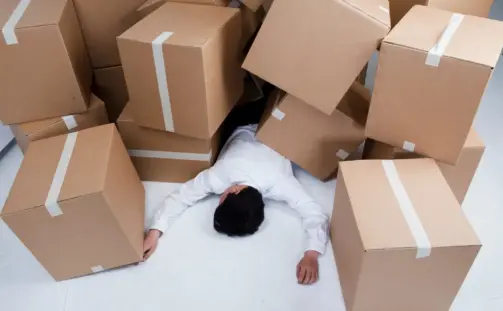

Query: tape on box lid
[152,31,175,132]
[62,115,78,130]
[129,149,213,161]
[44,132,79,217]
[382,160,431,259]
[426,13,464,67]
[2,0,31,45]
[271,108,285,121]
[403,141,415,152]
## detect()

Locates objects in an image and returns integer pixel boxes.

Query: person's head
[214,185,265,237]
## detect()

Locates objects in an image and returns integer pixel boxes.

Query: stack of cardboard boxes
[0,0,502,308]
[0,0,259,281]
[242,0,501,310]
[0,0,147,280]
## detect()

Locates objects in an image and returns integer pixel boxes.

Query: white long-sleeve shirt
[150,125,329,254]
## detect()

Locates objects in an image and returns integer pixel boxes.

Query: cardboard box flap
[0,0,66,30]
[120,2,239,46]
[385,5,503,68]
[340,159,481,253]
[2,125,115,216]
[19,94,103,136]
[465,128,484,148]
[117,102,135,123]
[337,82,371,126]
[344,0,391,28]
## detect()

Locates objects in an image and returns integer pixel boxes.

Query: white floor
[2,4,503,311]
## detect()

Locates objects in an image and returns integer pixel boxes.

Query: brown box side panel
[354,246,480,311]
[0,26,88,124]
[103,127,145,259]
[131,157,211,182]
[118,38,167,131]
[331,172,365,311]
[93,66,129,122]
[59,0,92,105]
[10,125,30,153]
[3,193,142,281]
[165,44,209,138]
[204,10,244,139]
[437,146,485,204]
[388,0,427,27]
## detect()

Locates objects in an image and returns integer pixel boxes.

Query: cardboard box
[256,84,367,180]
[389,0,494,27]
[242,0,390,115]
[93,66,129,122]
[136,0,230,20]
[1,124,145,281]
[72,0,146,68]
[366,6,503,165]
[363,128,485,204]
[332,159,481,311]
[0,0,92,124]
[118,2,243,139]
[11,94,109,153]
[117,103,219,182]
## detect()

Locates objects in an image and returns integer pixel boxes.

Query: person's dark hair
[214,187,265,237]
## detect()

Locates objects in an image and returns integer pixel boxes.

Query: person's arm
[268,177,329,254]
[143,166,227,261]
[149,166,227,233]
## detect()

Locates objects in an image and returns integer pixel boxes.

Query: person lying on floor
[143,124,329,285]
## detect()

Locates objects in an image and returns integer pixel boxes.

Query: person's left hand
[296,250,320,285]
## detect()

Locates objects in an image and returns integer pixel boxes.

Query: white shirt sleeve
[267,177,329,254]
[149,166,228,233]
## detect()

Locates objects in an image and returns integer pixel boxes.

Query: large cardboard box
[93,66,129,122]
[72,0,146,68]
[117,103,219,182]
[11,94,109,153]
[256,83,368,180]
[389,0,494,27]
[332,159,481,311]
[242,0,390,115]
[118,3,243,139]
[366,6,503,165]
[1,124,145,281]
[363,128,485,204]
[0,0,92,124]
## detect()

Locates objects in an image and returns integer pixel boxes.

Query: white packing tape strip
[2,0,31,45]
[91,265,105,273]
[403,141,415,152]
[152,31,175,132]
[44,132,78,217]
[379,5,389,14]
[382,160,431,259]
[272,108,285,121]
[426,13,464,67]
[128,149,213,162]
[62,115,78,131]
[336,149,350,160]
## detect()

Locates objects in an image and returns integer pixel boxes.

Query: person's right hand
[143,229,162,261]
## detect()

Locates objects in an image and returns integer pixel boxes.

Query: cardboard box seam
[0,191,102,218]
[383,41,495,69]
